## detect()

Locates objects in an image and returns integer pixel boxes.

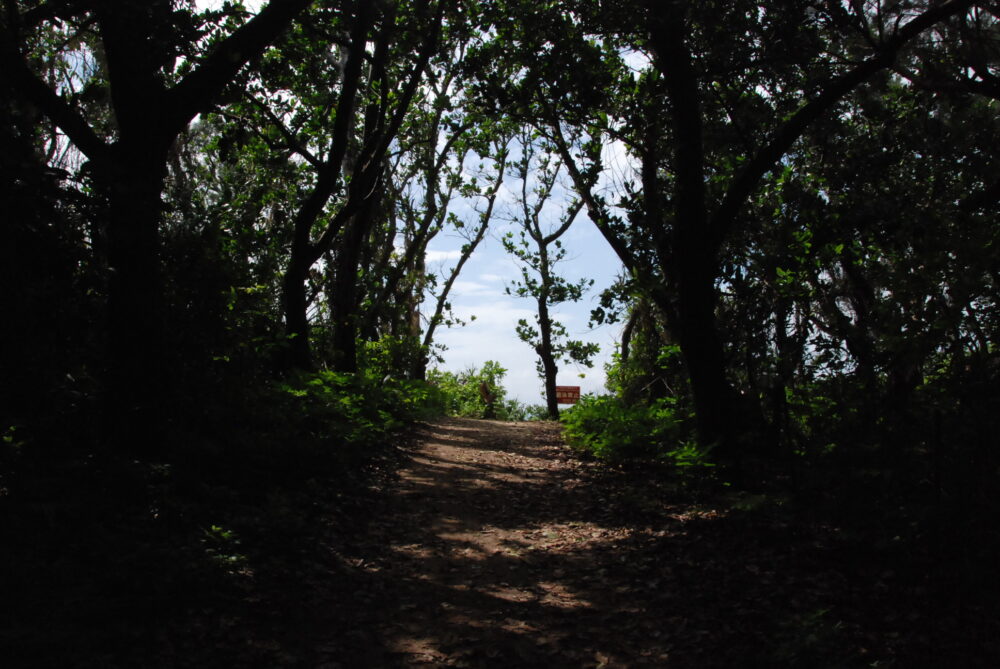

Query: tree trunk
[281,169,346,372]
[537,297,560,420]
[329,230,362,374]
[771,297,793,439]
[670,265,735,452]
[330,198,379,373]
[103,144,169,451]
[644,4,743,455]
[282,255,314,371]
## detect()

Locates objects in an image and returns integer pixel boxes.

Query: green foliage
[273,369,443,448]
[201,524,247,568]
[427,360,522,419]
[358,334,428,383]
[0,357,447,667]
[427,362,551,421]
[561,394,710,467]
[517,403,557,421]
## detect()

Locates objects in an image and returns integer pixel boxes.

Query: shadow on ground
[310,418,998,668]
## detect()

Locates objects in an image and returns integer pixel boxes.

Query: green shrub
[275,369,443,443]
[561,394,709,466]
[427,361,521,419]
[358,334,427,384]
[505,402,552,421]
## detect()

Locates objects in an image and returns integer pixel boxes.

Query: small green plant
[201,524,247,568]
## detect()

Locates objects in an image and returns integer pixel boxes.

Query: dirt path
[315,418,703,667]
[309,418,984,668]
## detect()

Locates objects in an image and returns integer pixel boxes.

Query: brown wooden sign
[554,386,581,404]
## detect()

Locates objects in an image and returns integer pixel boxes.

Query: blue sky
[423,212,624,406]
[418,131,639,407]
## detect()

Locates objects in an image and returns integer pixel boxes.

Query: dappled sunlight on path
[315,418,706,667]
[312,417,966,667]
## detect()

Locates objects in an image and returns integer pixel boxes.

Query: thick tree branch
[645,1,709,263]
[543,197,584,246]
[363,130,470,329]
[312,0,440,259]
[422,143,507,350]
[165,0,314,138]
[711,0,978,248]
[244,93,322,168]
[366,0,441,170]
[19,0,88,30]
[286,1,374,269]
[0,34,108,162]
[546,121,640,280]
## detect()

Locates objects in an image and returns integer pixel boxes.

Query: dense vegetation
[2,0,998,665]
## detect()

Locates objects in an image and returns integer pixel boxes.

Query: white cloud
[425,249,463,263]
[599,138,639,198]
[448,280,496,297]
[453,300,534,326]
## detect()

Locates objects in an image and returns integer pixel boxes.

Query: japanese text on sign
[554,386,580,404]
